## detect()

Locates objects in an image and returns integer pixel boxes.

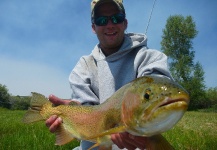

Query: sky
[0,0,216,98]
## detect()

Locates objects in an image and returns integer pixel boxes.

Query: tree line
[0,84,31,110]
[161,15,217,111]
[1,15,217,111]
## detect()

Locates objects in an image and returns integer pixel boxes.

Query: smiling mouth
[105,32,117,36]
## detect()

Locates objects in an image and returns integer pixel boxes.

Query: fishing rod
[145,0,157,35]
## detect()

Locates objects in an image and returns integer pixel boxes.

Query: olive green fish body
[54,104,121,141]
[23,75,189,149]
[53,83,132,142]
[23,91,125,144]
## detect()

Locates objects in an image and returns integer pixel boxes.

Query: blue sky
[0,0,216,98]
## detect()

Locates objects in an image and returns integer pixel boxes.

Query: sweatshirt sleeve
[69,56,100,105]
[135,48,174,80]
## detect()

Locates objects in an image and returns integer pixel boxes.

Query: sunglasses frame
[93,13,126,26]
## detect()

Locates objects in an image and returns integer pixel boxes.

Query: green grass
[0,108,79,150]
[0,107,216,150]
[163,111,217,150]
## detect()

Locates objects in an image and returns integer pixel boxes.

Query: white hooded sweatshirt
[69,33,172,104]
[69,33,173,150]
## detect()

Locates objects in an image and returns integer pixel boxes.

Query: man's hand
[45,94,80,133]
[111,132,148,150]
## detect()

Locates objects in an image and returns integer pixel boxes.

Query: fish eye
[144,93,150,100]
[144,88,151,100]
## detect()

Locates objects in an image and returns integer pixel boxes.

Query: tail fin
[22,92,50,123]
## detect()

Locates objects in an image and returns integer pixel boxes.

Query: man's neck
[99,41,124,56]
[101,47,120,56]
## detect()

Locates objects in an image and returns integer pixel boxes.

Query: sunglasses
[93,13,125,26]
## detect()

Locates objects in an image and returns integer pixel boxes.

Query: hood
[92,33,147,62]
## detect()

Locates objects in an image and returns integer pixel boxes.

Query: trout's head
[122,75,189,136]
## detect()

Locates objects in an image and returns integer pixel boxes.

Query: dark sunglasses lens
[95,16,108,26]
[112,14,125,24]
[94,13,125,26]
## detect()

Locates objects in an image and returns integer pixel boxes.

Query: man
[46,0,173,149]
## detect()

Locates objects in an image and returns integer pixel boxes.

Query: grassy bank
[163,111,217,149]
[0,107,216,149]
[0,108,79,150]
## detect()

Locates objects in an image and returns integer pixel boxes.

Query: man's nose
[106,19,114,27]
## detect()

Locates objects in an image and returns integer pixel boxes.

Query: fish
[22,75,189,150]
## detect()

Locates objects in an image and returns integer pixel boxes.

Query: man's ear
[92,24,96,34]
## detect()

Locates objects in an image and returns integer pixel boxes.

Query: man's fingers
[111,134,124,149]
[48,94,64,106]
[48,94,75,106]
[111,132,148,150]
[45,115,58,127]
[49,117,62,133]
[45,115,62,133]
[126,134,147,150]
[111,133,137,150]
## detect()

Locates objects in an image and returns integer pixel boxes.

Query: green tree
[188,62,207,109]
[10,95,31,110]
[206,87,217,110]
[161,15,206,110]
[0,84,11,108]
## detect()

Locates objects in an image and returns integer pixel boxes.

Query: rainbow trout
[23,75,189,149]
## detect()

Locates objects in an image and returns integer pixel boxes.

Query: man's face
[92,2,127,55]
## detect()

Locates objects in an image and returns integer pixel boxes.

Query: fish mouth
[158,98,186,108]
[145,93,190,120]
[138,94,190,136]
[158,93,189,109]
[143,93,189,116]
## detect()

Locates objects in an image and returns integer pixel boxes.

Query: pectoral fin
[85,125,127,149]
[86,125,127,140]
[88,144,112,150]
[87,135,113,150]
[55,124,75,145]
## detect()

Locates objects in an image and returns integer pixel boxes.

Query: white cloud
[0,56,71,98]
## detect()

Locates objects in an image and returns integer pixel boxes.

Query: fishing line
[145,0,157,35]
